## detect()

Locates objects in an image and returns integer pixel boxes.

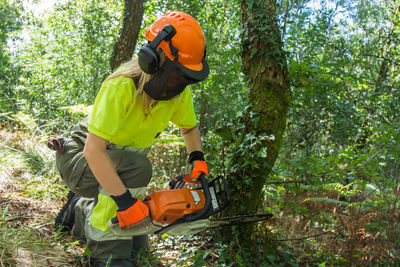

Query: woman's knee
[108,150,152,188]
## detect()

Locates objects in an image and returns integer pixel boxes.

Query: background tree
[221,0,290,240]
[109,0,144,71]
[9,0,123,130]
[0,0,23,115]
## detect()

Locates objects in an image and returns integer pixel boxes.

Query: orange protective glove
[184,151,208,184]
[110,191,150,228]
[116,200,149,228]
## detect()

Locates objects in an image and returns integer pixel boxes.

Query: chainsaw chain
[209,213,273,226]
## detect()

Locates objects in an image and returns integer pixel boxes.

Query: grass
[0,205,81,266]
[0,128,85,266]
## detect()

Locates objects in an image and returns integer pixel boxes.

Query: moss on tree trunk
[224,0,290,235]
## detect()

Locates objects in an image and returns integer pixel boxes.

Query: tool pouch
[47,137,67,154]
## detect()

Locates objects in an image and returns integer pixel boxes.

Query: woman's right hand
[110,190,150,228]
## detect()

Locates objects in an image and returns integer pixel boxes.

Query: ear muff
[138,24,176,74]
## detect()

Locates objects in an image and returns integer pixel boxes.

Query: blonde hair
[104,57,158,115]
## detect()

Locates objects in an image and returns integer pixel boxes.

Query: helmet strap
[149,24,176,50]
[168,39,179,60]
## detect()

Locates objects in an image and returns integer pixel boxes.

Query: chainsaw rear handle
[184,173,212,222]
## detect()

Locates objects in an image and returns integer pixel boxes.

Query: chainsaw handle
[185,173,211,222]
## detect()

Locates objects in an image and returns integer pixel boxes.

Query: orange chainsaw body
[144,188,206,225]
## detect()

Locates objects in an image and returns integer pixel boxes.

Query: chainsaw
[108,174,273,236]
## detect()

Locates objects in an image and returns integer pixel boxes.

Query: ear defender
[138,24,177,74]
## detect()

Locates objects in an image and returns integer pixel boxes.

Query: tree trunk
[225,0,290,231]
[109,0,144,71]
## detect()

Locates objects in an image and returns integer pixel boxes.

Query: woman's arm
[181,126,202,153]
[84,132,149,226]
[181,126,208,181]
[83,132,127,196]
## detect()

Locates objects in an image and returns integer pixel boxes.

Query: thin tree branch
[265,180,307,185]
[275,228,337,242]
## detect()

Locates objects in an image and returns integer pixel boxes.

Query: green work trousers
[56,134,152,260]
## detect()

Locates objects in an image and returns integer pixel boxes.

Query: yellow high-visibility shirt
[88,76,197,148]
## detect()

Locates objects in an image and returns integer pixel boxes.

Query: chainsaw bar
[153,213,274,235]
[208,213,273,227]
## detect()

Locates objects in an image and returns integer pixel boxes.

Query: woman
[53,11,209,267]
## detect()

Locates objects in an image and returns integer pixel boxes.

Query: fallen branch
[265,180,307,185]
[275,228,337,242]
[5,215,31,222]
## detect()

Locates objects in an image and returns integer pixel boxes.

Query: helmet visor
[144,59,199,100]
[180,57,209,81]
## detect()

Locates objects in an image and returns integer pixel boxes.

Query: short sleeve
[170,88,197,129]
[88,77,134,140]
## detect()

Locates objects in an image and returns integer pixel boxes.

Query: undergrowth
[0,123,85,266]
[1,116,399,266]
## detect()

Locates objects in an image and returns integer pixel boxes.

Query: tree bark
[225,0,290,230]
[109,0,144,71]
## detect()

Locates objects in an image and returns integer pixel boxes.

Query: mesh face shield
[143,59,201,100]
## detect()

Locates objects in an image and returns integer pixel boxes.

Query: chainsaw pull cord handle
[184,173,212,222]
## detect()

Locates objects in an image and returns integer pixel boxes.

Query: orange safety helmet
[144,11,209,81]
